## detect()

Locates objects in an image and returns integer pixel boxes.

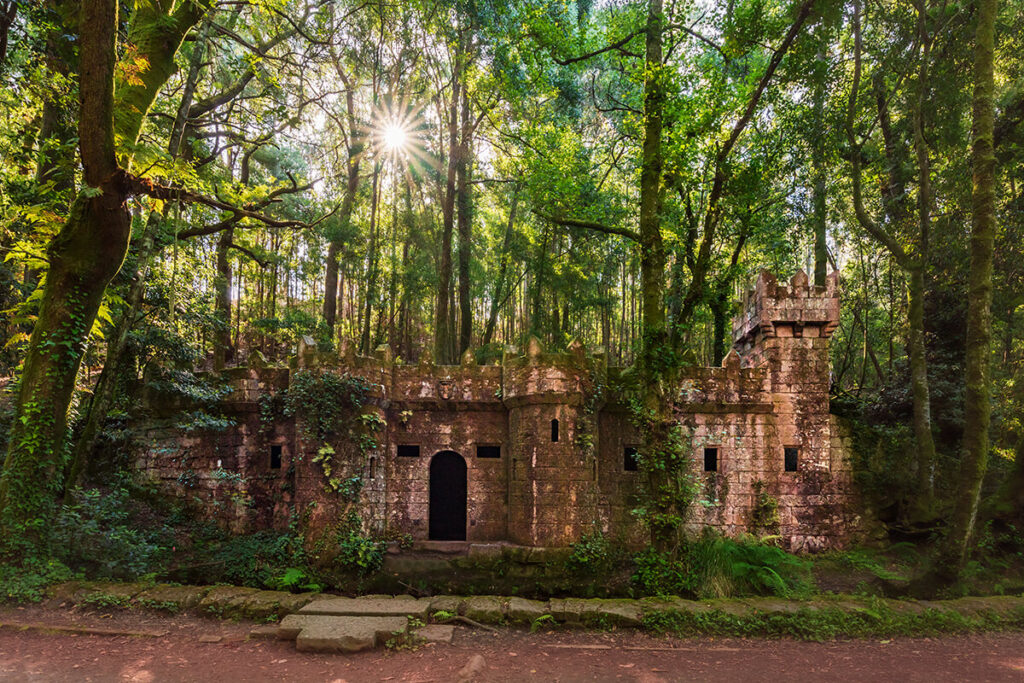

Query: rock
[944,596,1024,618]
[429,596,464,616]
[463,596,503,623]
[506,598,548,625]
[199,586,260,617]
[234,590,294,620]
[413,624,455,644]
[704,600,754,618]
[198,635,222,644]
[549,598,586,623]
[299,597,430,619]
[295,616,409,654]
[457,654,486,682]
[248,625,280,640]
[745,598,807,615]
[135,584,209,612]
[639,596,711,618]
[274,591,320,615]
[581,599,642,627]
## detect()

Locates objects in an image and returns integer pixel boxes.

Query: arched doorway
[429,451,467,541]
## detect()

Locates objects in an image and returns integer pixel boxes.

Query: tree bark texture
[945,0,997,571]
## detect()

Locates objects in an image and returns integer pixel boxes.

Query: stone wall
[132,270,866,552]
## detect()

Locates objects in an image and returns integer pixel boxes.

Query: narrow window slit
[784,446,799,472]
[624,446,639,472]
[704,447,718,472]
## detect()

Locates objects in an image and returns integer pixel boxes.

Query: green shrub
[633,531,812,599]
[335,529,385,574]
[54,480,172,580]
[0,559,75,603]
[565,528,613,575]
[199,528,311,589]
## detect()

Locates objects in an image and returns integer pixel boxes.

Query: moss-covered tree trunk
[944,0,997,571]
[907,266,937,507]
[635,0,681,553]
[0,0,209,557]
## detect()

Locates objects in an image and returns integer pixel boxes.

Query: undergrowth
[642,601,1024,641]
[633,530,812,599]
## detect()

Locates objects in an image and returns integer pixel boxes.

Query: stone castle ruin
[134,270,865,552]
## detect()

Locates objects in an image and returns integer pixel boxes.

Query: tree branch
[533,210,640,243]
[550,30,642,66]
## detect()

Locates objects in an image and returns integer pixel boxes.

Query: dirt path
[2,605,1024,682]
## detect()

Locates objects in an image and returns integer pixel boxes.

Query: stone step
[284,615,409,653]
[299,597,431,619]
[412,624,455,644]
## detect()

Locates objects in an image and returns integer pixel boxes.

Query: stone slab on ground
[134,585,209,612]
[299,597,430,619]
[428,595,465,616]
[744,598,809,615]
[277,614,337,640]
[580,599,642,627]
[294,616,408,653]
[413,624,456,643]
[506,597,549,624]
[943,596,1024,617]
[550,598,588,623]
[248,624,280,640]
[640,596,714,618]
[463,596,504,623]
[199,586,260,617]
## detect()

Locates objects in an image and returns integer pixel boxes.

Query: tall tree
[944,0,998,572]
[0,0,211,555]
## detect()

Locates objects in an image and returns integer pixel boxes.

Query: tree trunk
[944,0,997,572]
[323,80,362,330]
[64,216,159,493]
[907,266,937,506]
[636,0,677,552]
[0,0,133,554]
[360,163,381,354]
[483,187,519,346]
[435,34,462,364]
[212,226,234,370]
[848,0,937,514]
[811,47,828,287]
[456,80,473,357]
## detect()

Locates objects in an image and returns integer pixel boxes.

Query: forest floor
[3,604,1024,682]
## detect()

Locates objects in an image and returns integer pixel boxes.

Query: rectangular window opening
[704,447,718,473]
[784,446,799,472]
[476,445,501,459]
[397,444,421,458]
[624,446,639,472]
[270,445,282,470]
[551,419,559,442]
[369,456,377,479]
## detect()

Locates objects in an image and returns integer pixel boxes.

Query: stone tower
[502,338,600,546]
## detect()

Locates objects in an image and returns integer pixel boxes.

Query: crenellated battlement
[733,270,840,352]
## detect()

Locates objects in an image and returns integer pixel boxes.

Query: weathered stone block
[506,597,549,624]
[462,596,504,623]
[294,616,409,653]
[299,597,430,619]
